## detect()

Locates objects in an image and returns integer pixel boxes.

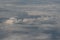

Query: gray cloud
[0,0,60,40]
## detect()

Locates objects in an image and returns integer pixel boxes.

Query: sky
[0,0,60,40]
[0,0,60,17]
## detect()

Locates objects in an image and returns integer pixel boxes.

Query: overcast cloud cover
[0,0,60,40]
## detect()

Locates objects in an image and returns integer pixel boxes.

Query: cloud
[0,0,60,40]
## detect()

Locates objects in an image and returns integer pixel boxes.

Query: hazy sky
[0,0,60,40]
[0,0,59,17]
